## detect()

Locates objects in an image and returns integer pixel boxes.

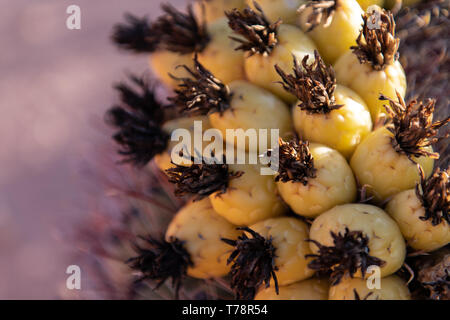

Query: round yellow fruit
[194,0,246,23]
[255,278,329,300]
[356,0,384,11]
[277,143,357,218]
[150,51,194,89]
[386,189,450,252]
[310,204,406,278]
[293,85,372,159]
[246,0,305,24]
[350,127,434,203]
[166,198,240,279]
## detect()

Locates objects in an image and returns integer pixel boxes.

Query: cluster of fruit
[107,0,449,300]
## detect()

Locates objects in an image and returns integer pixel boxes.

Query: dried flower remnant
[353,289,375,300]
[416,166,450,226]
[169,56,232,116]
[275,51,343,114]
[276,138,317,184]
[222,227,279,300]
[226,2,282,56]
[127,236,193,299]
[351,9,400,71]
[297,0,338,31]
[166,156,243,201]
[106,75,169,167]
[380,92,450,161]
[416,246,450,300]
[307,228,386,285]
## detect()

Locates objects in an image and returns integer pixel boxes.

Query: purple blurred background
[0,0,183,299]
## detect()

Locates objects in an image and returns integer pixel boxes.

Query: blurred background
[0,0,183,299]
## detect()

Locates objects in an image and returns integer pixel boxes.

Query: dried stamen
[351,9,400,70]
[169,56,232,115]
[417,247,450,300]
[276,138,317,184]
[275,51,343,114]
[416,166,449,226]
[222,227,279,300]
[307,228,386,286]
[353,289,375,300]
[298,0,338,31]
[105,75,169,167]
[226,2,281,56]
[127,236,193,299]
[380,92,450,160]
[166,155,243,200]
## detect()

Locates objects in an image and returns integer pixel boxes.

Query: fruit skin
[277,143,357,218]
[329,275,411,300]
[209,80,292,152]
[334,51,407,122]
[254,278,329,300]
[293,85,372,159]
[350,127,434,203]
[154,116,212,172]
[310,204,406,278]
[246,0,306,24]
[194,0,246,23]
[297,0,364,64]
[249,217,315,285]
[245,24,316,103]
[165,198,240,279]
[210,163,286,226]
[150,51,194,89]
[386,189,450,252]
[356,0,384,11]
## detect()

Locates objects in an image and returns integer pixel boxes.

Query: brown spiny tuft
[105,74,169,167]
[298,0,338,31]
[127,236,193,299]
[166,155,243,200]
[222,227,279,300]
[276,138,317,184]
[169,55,232,115]
[153,3,210,54]
[351,9,400,71]
[226,2,281,56]
[380,92,450,161]
[353,289,376,300]
[416,165,449,226]
[112,14,160,53]
[416,246,450,300]
[306,228,386,286]
[275,51,343,114]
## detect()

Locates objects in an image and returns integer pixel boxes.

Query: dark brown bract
[416,166,449,226]
[298,0,338,31]
[226,2,281,56]
[380,92,450,161]
[169,56,232,115]
[276,138,316,184]
[127,236,193,299]
[351,9,399,71]
[307,228,386,286]
[106,74,169,167]
[275,51,343,114]
[222,227,279,300]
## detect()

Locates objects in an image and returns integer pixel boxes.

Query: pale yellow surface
[334,51,407,122]
[209,80,292,153]
[194,0,246,23]
[247,0,305,24]
[297,0,363,64]
[277,143,357,217]
[154,116,213,172]
[386,189,450,252]
[293,85,372,159]
[210,163,286,226]
[356,0,384,10]
[250,217,315,285]
[310,204,406,278]
[329,275,411,300]
[255,278,329,300]
[150,51,194,89]
[198,18,246,84]
[245,24,317,103]
[350,127,434,203]
[165,198,240,279]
